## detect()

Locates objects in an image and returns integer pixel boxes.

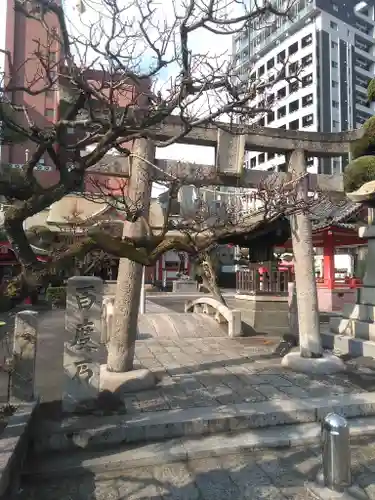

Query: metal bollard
[321,413,351,492]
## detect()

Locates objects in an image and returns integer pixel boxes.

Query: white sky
[0,0,235,197]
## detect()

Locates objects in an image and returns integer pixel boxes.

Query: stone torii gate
[104,119,363,374]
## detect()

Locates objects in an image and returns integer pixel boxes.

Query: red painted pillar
[323,230,335,289]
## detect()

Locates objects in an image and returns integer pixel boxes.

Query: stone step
[321,330,375,358]
[23,415,375,480]
[330,316,375,342]
[32,392,375,455]
[342,303,375,322]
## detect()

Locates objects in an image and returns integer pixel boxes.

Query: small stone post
[63,276,103,413]
[287,149,322,357]
[11,310,38,402]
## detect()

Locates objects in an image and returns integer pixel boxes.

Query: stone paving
[121,335,369,413]
[0,305,367,409]
[7,298,375,500]
[15,441,375,499]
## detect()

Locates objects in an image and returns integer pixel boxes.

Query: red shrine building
[281,199,367,312]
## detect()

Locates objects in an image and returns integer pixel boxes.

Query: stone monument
[63,276,103,413]
[11,310,38,401]
[172,252,197,292]
[330,181,375,345]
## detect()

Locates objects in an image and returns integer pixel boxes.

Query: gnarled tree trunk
[196,250,227,306]
[106,139,154,372]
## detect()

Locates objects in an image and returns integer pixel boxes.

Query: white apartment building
[233,0,375,175]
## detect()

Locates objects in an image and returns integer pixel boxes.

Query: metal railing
[236,268,289,294]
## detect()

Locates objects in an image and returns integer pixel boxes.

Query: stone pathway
[15,441,375,499]
[0,307,370,409]
[124,335,367,413]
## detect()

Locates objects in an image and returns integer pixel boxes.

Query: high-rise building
[233,0,375,175]
[3,0,63,186]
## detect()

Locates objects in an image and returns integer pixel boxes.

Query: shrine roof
[309,198,362,232]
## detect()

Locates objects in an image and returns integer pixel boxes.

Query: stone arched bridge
[138,313,228,339]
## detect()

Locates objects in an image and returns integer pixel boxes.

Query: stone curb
[0,401,38,498]
[33,392,375,453]
[321,330,375,358]
[24,415,375,479]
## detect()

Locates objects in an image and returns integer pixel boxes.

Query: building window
[268,152,275,160]
[277,50,286,63]
[267,57,275,70]
[277,106,286,119]
[332,80,338,88]
[331,41,338,50]
[307,157,314,166]
[331,61,338,69]
[279,124,287,129]
[258,65,265,76]
[289,100,299,113]
[258,117,265,126]
[302,54,312,68]
[332,3,339,12]
[266,93,275,105]
[289,119,299,130]
[332,119,339,129]
[45,108,54,118]
[289,42,298,55]
[259,153,265,164]
[289,81,299,93]
[301,34,312,48]
[250,157,257,168]
[289,61,298,75]
[302,74,313,87]
[267,111,275,124]
[330,21,338,31]
[302,114,313,127]
[277,87,286,99]
[302,94,313,107]
[332,100,339,108]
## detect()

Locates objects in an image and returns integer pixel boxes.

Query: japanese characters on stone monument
[63,276,104,412]
[216,129,245,175]
[11,310,39,402]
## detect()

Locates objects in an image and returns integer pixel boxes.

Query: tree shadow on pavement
[16,443,374,499]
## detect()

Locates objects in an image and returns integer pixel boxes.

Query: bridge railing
[185,296,242,337]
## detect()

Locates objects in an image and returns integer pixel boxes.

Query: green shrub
[344,155,375,192]
[368,78,375,102]
[46,286,66,307]
[351,116,375,159]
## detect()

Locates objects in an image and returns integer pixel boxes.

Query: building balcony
[356,82,368,96]
[355,10,375,26]
[357,102,372,117]
[354,27,374,43]
[354,45,375,62]
[355,63,374,79]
